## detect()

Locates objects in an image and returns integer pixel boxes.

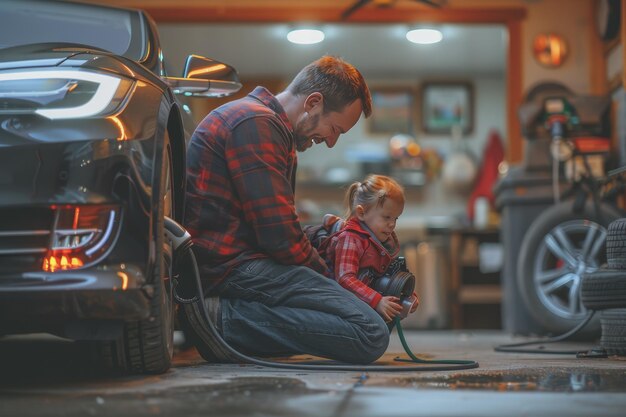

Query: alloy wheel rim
[533,219,607,319]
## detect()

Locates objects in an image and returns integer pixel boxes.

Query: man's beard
[294,113,320,152]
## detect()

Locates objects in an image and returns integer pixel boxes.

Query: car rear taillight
[42,205,121,272]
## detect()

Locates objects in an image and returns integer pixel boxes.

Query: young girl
[317,174,419,322]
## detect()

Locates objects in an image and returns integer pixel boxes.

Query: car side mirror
[164,55,241,98]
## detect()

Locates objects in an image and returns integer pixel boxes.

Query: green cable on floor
[392,317,478,365]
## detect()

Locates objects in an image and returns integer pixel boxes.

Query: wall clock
[533,33,568,68]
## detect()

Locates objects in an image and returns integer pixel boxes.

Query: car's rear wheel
[98,134,175,374]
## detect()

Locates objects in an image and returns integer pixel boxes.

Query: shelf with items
[449,227,503,329]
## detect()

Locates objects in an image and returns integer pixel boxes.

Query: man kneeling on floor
[182,55,388,363]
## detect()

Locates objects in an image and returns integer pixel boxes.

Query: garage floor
[1,329,625,417]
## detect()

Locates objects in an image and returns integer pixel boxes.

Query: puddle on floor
[387,368,626,392]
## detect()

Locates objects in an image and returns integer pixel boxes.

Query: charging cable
[493,311,606,357]
[393,318,479,365]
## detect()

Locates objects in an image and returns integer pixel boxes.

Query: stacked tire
[581,218,626,355]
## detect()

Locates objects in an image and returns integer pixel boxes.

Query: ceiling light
[406,29,443,45]
[287,29,325,45]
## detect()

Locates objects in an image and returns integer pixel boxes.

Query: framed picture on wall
[368,88,415,135]
[421,82,473,134]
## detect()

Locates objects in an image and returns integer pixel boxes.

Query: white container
[474,197,489,229]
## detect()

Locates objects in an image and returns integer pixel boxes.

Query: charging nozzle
[400,295,418,319]
[164,216,192,251]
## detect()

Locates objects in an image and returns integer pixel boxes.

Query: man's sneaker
[180,296,235,363]
[204,296,222,332]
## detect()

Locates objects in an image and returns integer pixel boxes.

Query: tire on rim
[100,133,176,374]
[516,200,621,336]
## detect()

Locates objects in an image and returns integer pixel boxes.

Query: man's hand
[375,296,403,322]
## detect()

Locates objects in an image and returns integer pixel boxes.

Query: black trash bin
[494,166,563,335]
[494,94,559,335]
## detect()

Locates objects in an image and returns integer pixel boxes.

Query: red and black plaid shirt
[183,87,327,291]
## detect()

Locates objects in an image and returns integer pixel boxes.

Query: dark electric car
[0,0,241,374]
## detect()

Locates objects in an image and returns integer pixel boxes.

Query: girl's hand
[375,296,403,322]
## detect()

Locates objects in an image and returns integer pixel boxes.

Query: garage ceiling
[158,23,507,79]
[80,0,511,79]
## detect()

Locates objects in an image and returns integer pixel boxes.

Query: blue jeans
[217,258,389,364]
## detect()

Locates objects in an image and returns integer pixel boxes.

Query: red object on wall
[467,129,505,222]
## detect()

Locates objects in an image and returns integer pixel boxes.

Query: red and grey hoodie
[317,215,400,308]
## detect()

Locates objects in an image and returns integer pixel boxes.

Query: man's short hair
[286,55,372,118]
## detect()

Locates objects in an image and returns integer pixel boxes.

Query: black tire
[100,134,176,374]
[516,200,621,335]
[606,218,626,269]
[581,268,626,310]
[600,309,626,355]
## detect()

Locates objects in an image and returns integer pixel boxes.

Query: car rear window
[0,0,146,61]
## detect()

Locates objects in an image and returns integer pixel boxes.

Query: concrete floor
[1,329,625,417]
